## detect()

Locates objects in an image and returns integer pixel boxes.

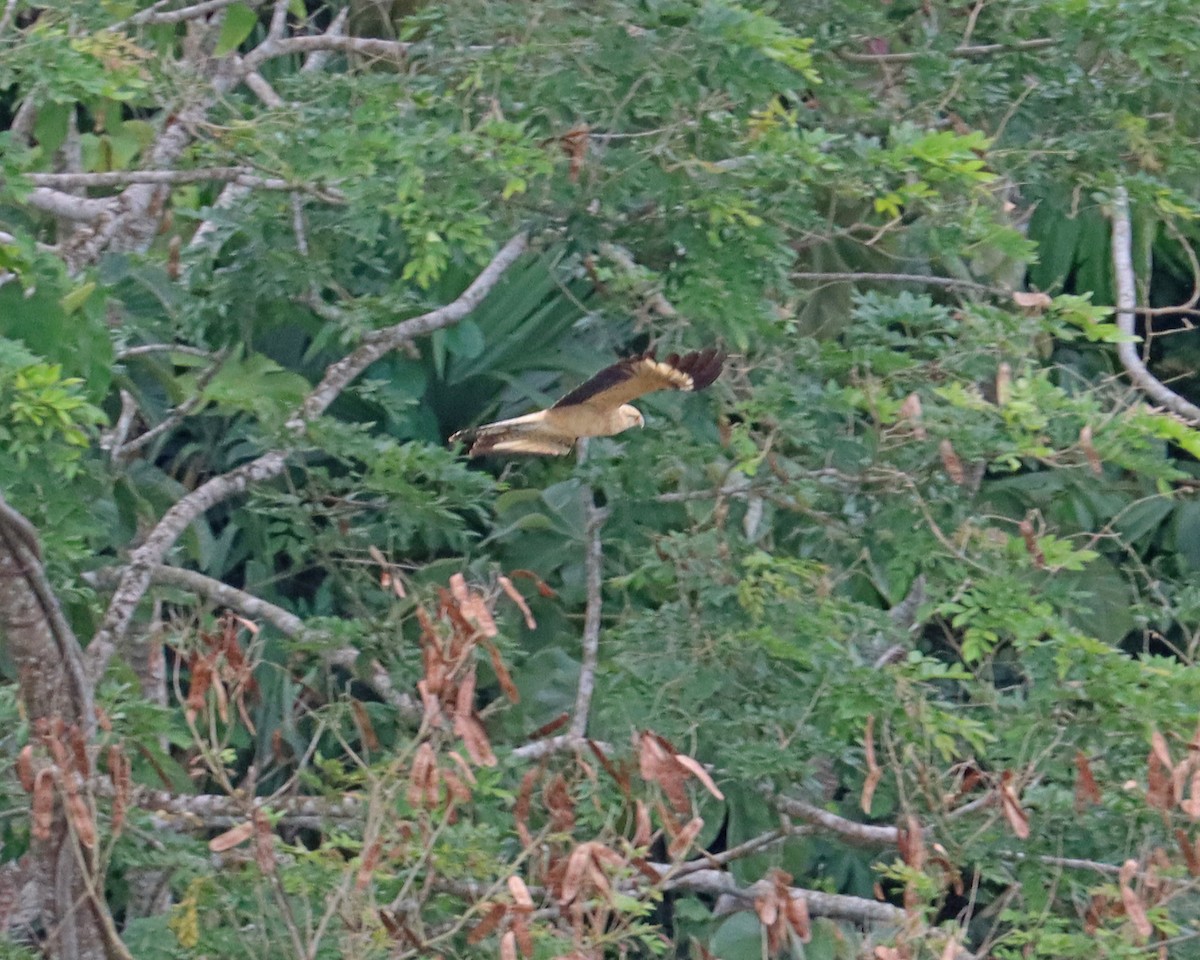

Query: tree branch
[243,34,415,71]
[774,795,901,846]
[301,7,349,74]
[792,270,1007,296]
[840,37,1057,64]
[125,0,260,25]
[25,168,336,194]
[24,189,114,222]
[85,232,530,683]
[649,864,905,924]
[1110,185,1200,423]
[570,444,608,739]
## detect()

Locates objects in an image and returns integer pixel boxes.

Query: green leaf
[214,3,258,55]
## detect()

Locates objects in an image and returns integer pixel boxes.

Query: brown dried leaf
[67,725,89,777]
[467,903,507,944]
[108,745,130,836]
[897,393,928,439]
[416,679,443,726]
[454,712,498,768]
[515,768,537,848]
[785,891,811,944]
[1183,768,1200,820]
[450,573,498,639]
[1151,729,1174,770]
[507,875,534,909]
[351,699,380,751]
[1012,290,1053,311]
[66,792,96,849]
[667,816,704,860]
[1119,859,1153,942]
[1175,829,1200,877]
[1074,750,1102,811]
[443,770,472,805]
[559,844,592,905]
[527,712,569,742]
[861,714,882,815]
[498,576,537,630]
[356,840,382,891]
[999,772,1030,840]
[1018,518,1045,569]
[632,799,653,848]
[408,743,439,809]
[544,774,576,833]
[754,890,779,928]
[897,815,925,870]
[455,665,477,720]
[939,439,965,486]
[673,754,724,801]
[253,810,276,875]
[509,569,557,597]
[16,746,34,794]
[512,916,533,959]
[1147,748,1173,811]
[481,639,520,704]
[31,769,54,842]
[639,732,690,813]
[447,750,479,787]
[209,820,255,853]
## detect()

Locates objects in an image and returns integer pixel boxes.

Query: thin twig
[1110,186,1200,423]
[26,168,339,197]
[570,441,608,740]
[116,343,214,360]
[840,37,1056,64]
[125,0,256,25]
[792,270,1007,295]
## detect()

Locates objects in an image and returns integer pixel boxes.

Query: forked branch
[1110,185,1200,422]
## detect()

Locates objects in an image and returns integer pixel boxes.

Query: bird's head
[618,404,645,430]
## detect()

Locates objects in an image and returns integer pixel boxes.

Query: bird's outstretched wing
[551,347,724,411]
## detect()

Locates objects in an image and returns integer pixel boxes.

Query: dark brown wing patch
[552,348,724,409]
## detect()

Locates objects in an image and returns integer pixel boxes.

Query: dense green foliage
[5,1,1200,958]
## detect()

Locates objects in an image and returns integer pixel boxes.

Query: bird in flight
[450,347,724,457]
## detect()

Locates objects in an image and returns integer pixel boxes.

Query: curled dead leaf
[1119,859,1153,942]
[673,754,724,801]
[1012,290,1052,311]
[498,576,537,630]
[861,714,882,815]
[209,819,256,853]
[507,874,534,909]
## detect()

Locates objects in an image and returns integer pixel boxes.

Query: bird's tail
[450,417,532,447]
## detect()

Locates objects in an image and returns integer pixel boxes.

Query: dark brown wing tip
[672,347,724,391]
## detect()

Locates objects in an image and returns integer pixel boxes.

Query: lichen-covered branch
[1110,185,1200,422]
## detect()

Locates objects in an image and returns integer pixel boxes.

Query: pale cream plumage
[450,348,724,457]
